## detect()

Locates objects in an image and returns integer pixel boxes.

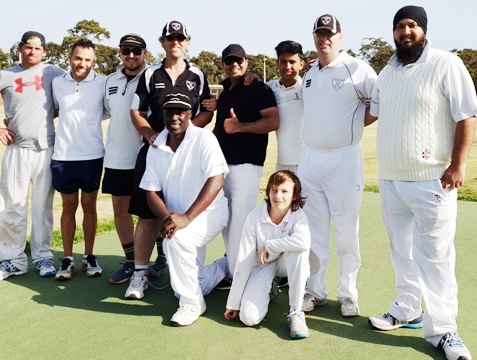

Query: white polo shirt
[267,77,304,165]
[302,51,377,150]
[52,70,106,161]
[104,65,145,169]
[140,122,229,213]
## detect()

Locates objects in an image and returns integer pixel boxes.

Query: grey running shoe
[109,262,134,284]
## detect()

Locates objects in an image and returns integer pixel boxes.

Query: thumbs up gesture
[224,108,240,134]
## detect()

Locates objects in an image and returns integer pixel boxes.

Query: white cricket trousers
[298,144,363,300]
[0,145,54,271]
[163,204,229,308]
[379,179,459,347]
[222,164,263,276]
[240,250,310,326]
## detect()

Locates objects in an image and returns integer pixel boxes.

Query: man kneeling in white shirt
[139,92,229,326]
[224,170,311,339]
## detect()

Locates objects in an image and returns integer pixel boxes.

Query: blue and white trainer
[287,310,309,339]
[368,312,423,331]
[0,260,25,280]
[439,331,472,360]
[36,258,56,277]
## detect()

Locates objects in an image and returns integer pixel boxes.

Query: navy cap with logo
[162,93,193,110]
[313,14,341,34]
[119,33,147,49]
[20,31,46,48]
[161,21,190,39]
[222,44,247,61]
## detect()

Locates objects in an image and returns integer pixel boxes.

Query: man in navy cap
[214,43,279,287]
[367,6,476,360]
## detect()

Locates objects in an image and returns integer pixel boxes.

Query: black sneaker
[278,277,289,288]
[148,256,167,279]
[269,276,280,302]
[109,262,134,284]
[215,278,232,291]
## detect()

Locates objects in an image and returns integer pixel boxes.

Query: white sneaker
[439,332,472,360]
[124,271,148,299]
[368,312,423,331]
[287,310,309,339]
[36,259,56,277]
[340,298,360,317]
[170,302,206,326]
[302,293,327,312]
[55,258,75,281]
[82,255,102,277]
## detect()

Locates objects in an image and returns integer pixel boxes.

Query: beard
[394,36,426,64]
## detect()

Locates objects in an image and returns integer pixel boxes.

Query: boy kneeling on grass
[224,170,311,339]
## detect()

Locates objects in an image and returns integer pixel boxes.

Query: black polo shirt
[215,77,277,166]
[133,59,211,143]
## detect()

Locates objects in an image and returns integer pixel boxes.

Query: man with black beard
[366,6,477,360]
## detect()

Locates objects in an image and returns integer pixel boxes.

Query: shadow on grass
[7,252,441,358]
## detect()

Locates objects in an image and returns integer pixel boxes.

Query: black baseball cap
[20,31,46,48]
[162,93,193,110]
[313,14,341,34]
[119,33,147,49]
[222,44,246,61]
[161,21,190,39]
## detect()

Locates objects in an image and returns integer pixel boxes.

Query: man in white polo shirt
[140,92,229,326]
[367,6,476,360]
[51,38,107,281]
[103,34,148,285]
[299,14,377,317]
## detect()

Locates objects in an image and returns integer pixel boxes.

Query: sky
[1,0,476,59]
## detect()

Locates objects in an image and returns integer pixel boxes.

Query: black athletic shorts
[128,144,157,219]
[102,168,135,196]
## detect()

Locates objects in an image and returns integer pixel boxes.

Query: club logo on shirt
[435,195,442,205]
[109,86,118,95]
[186,80,196,91]
[293,92,301,100]
[155,82,165,89]
[305,79,312,88]
[332,78,344,91]
[14,76,43,93]
[422,149,430,159]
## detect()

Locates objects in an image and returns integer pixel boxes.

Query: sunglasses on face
[120,47,143,56]
[165,34,187,42]
[313,31,335,38]
[224,57,245,66]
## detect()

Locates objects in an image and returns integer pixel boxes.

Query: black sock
[156,237,165,257]
[122,241,134,263]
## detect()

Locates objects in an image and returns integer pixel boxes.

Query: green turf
[1,192,475,360]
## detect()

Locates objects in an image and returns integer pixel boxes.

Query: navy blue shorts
[102,168,135,196]
[51,158,103,194]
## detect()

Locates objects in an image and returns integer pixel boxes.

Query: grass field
[1,193,476,360]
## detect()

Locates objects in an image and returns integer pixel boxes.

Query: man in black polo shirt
[215,44,279,286]
[125,20,214,299]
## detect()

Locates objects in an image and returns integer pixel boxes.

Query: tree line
[1,20,476,91]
